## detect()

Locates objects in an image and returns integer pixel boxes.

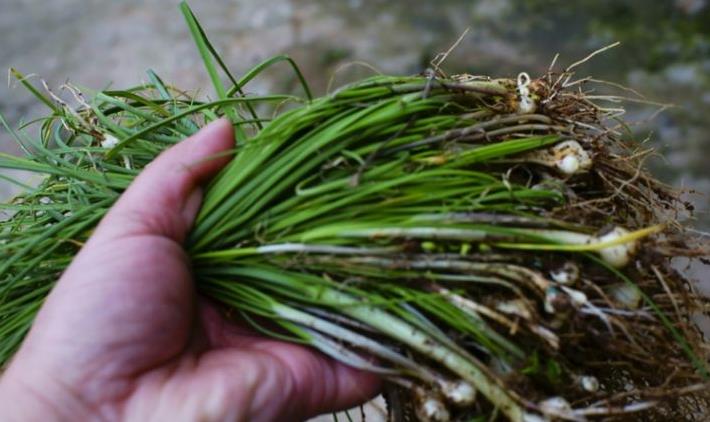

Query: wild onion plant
[1,3,708,421]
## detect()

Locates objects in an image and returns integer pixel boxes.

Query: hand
[0,119,379,421]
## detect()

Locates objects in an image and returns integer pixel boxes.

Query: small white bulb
[552,140,592,175]
[558,155,578,174]
[440,381,476,406]
[539,396,572,414]
[101,134,119,148]
[417,397,450,422]
[523,413,548,422]
[596,226,638,268]
[544,287,562,314]
[517,96,537,114]
[561,287,588,307]
[550,262,579,285]
[516,72,537,114]
[580,375,600,392]
[608,283,642,309]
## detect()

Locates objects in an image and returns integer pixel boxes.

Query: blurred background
[1,0,708,418]
[1,0,708,287]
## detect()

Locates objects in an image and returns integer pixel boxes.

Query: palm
[0,120,378,421]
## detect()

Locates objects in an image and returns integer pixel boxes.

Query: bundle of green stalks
[2,3,709,421]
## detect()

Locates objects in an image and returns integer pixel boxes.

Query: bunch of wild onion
[1,3,709,421]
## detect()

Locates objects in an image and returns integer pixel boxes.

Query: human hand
[0,119,379,421]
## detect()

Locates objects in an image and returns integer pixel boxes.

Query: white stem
[313,287,526,422]
[522,226,641,268]
[272,303,427,378]
[258,243,397,255]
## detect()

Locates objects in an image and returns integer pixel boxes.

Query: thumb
[91,118,234,245]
